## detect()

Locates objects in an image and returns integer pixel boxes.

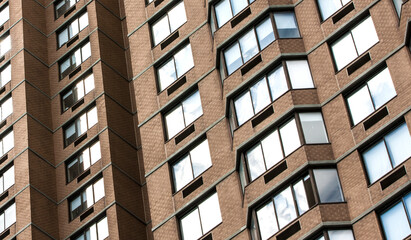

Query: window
[380,192,411,240]
[74,216,109,240]
[393,0,403,17]
[317,0,350,21]
[244,113,328,181]
[69,177,105,220]
[0,130,13,157]
[362,122,411,184]
[0,64,10,88]
[164,90,202,139]
[172,139,212,192]
[223,12,300,75]
[55,0,80,19]
[157,44,194,91]
[214,0,255,28]
[66,141,101,182]
[331,16,378,71]
[152,1,186,46]
[57,12,89,48]
[0,165,14,195]
[61,73,95,111]
[59,41,91,79]
[0,33,10,57]
[180,192,222,240]
[64,106,98,146]
[346,67,396,125]
[0,4,9,26]
[234,60,314,126]
[315,229,355,240]
[0,202,15,233]
[252,169,344,240]
[0,96,12,122]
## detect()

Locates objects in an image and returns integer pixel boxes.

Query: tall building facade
[0,0,410,239]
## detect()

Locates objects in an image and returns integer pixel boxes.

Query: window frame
[212,0,256,29]
[61,72,95,112]
[312,228,356,240]
[63,105,98,147]
[0,164,14,195]
[0,201,16,234]
[56,11,89,49]
[0,94,12,123]
[316,0,352,22]
[0,32,11,57]
[72,215,109,240]
[0,63,11,89]
[0,129,13,158]
[55,0,80,19]
[0,4,9,27]
[59,40,91,80]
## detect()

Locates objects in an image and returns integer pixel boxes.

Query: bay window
[69,177,105,220]
[61,73,95,111]
[55,0,80,19]
[57,11,89,48]
[214,0,255,28]
[74,216,109,240]
[317,0,350,21]
[64,106,98,146]
[380,191,411,240]
[66,140,101,182]
[59,41,91,79]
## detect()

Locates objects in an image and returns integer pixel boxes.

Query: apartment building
[0,0,409,239]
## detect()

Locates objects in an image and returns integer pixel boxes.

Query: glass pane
[65,123,76,141]
[89,224,97,240]
[79,12,89,30]
[84,73,95,94]
[286,60,314,89]
[328,229,355,240]
[69,19,79,38]
[250,78,271,113]
[158,58,177,91]
[317,0,343,20]
[182,91,203,125]
[293,180,309,215]
[368,68,396,109]
[279,118,301,156]
[274,187,297,229]
[81,42,91,61]
[1,35,11,55]
[1,97,12,120]
[0,6,9,26]
[180,209,203,240]
[261,130,284,169]
[256,18,275,49]
[230,0,248,15]
[3,166,14,190]
[93,178,105,202]
[58,29,69,47]
[75,81,85,100]
[256,201,278,240]
[393,0,402,17]
[331,33,358,70]
[313,169,344,203]
[299,112,328,144]
[363,140,392,183]
[82,148,91,169]
[224,43,243,75]
[165,106,185,139]
[2,131,13,154]
[97,217,109,239]
[60,58,71,75]
[0,177,3,193]
[380,202,411,240]
[172,155,194,191]
[198,193,222,234]
[174,44,194,78]
[351,16,379,55]
[68,159,79,182]
[4,203,15,228]
[267,65,288,100]
[70,196,82,212]
[239,30,259,63]
[1,65,11,87]
[90,141,101,165]
[0,213,3,232]
[87,107,98,128]
[86,186,94,208]
[152,16,171,45]
[74,49,82,67]
[274,12,300,38]
[215,0,232,28]
[404,192,411,219]
[190,139,212,178]
[246,144,266,181]
[168,2,187,32]
[347,86,375,125]
[234,91,254,125]
[385,123,411,167]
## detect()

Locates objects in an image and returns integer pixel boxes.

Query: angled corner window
[157,43,194,91]
[59,41,91,79]
[380,192,411,240]
[315,229,355,240]
[0,130,13,157]
[244,112,328,181]
[0,202,15,233]
[346,67,396,125]
[66,140,101,182]
[253,168,344,240]
[214,0,255,28]
[172,139,212,192]
[233,59,314,126]
[180,192,222,240]
[0,33,11,57]
[0,4,9,27]
[64,106,98,146]
[69,177,105,220]
[0,95,12,122]
[0,63,11,88]
[61,72,95,111]
[55,0,80,19]
[223,12,300,75]
[74,216,109,240]
[152,1,187,46]
[331,16,378,71]
[362,122,411,184]
[164,90,202,139]
[317,0,350,21]
[57,11,89,48]
[392,0,403,17]
[0,165,14,195]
